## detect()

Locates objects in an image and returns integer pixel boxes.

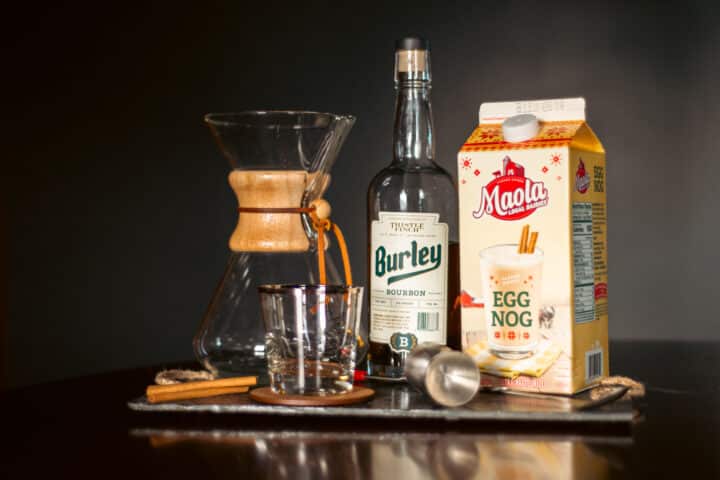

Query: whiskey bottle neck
[392,83,435,168]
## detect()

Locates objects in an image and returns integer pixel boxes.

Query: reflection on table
[135,429,630,479]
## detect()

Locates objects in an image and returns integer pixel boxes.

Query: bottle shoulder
[367,162,458,232]
[368,163,456,193]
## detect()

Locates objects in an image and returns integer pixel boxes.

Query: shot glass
[258,284,364,395]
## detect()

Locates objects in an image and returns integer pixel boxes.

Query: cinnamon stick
[527,232,538,253]
[518,225,530,253]
[146,375,257,396]
[147,386,249,404]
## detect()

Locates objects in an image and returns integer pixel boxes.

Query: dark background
[4,1,719,388]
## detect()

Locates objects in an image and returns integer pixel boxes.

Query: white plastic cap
[502,113,540,143]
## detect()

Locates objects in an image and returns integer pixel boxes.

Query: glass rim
[479,243,544,258]
[258,284,362,294]
[203,111,356,128]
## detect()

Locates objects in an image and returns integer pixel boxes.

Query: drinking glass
[479,244,543,359]
[258,284,364,395]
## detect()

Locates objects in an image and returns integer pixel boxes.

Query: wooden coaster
[250,386,375,406]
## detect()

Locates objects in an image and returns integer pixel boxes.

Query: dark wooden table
[2,341,718,478]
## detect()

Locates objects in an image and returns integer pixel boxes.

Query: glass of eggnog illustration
[479,227,542,359]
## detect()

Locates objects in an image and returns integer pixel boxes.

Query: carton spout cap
[502,114,540,143]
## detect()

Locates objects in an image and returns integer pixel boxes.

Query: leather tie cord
[236,203,353,286]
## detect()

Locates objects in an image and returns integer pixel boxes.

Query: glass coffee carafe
[194,111,357,376]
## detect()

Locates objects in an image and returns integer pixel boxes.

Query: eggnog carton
[457,98,608,394]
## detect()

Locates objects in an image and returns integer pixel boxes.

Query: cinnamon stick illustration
[527,232,538,253]
[518,224,530,253]
[518,225,538,254]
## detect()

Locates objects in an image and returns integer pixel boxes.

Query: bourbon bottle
[367,37,459,379]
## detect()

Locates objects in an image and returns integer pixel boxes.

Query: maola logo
[472,156,549,221]
[575,158,590,194]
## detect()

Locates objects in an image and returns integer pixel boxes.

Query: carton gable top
[479,97,586,124]
[461,97,604,154]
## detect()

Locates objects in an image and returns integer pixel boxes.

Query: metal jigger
[404,343,481,407]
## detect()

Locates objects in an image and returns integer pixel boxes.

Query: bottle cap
[395,37,429,51]
[502,113,540,143]
[394,37,431,83]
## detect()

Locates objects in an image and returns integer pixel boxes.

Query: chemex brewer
[457,98,609,394]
